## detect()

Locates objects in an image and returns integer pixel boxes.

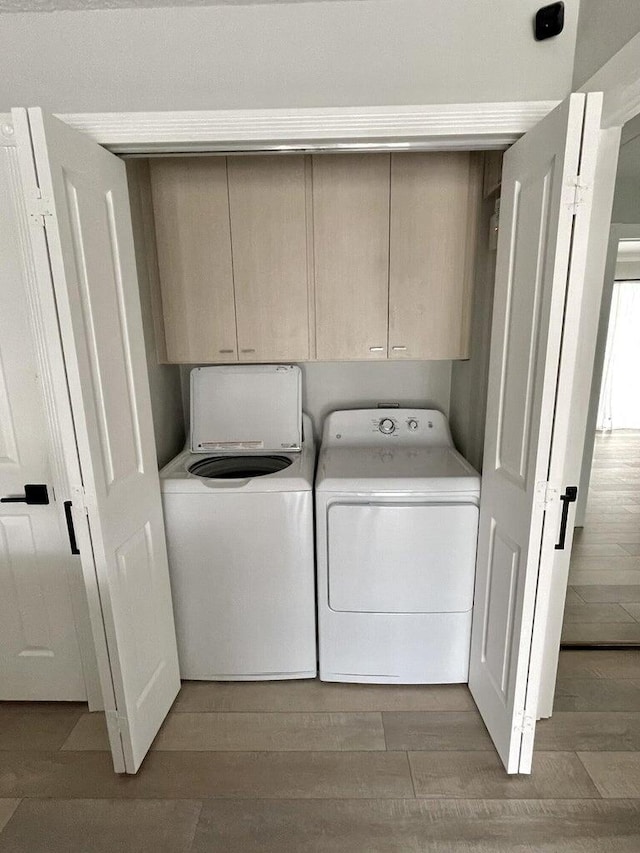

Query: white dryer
[160,365,316,681]
[316,408,480,684]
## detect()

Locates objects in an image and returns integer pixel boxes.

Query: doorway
[563,117,640,646]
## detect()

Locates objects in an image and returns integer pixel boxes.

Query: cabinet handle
[241,348,256,354]
[369,346,385,352]
[392,346,407,352]
[219,349,234,354]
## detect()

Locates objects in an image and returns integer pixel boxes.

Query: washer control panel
[324,409,452,448]
[373,415,431,437]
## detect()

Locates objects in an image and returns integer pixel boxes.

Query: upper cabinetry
[146,151,483,364]
[227,156,311,362]
[389,153,482,360]
[313,154,390,360]
[149,158,236,363]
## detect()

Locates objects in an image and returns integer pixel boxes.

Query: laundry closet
[5,94,591,777]
[120,148,499,684]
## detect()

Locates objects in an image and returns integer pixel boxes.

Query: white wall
[449,193,497,471]
[300,361,451,440]
[573,0,640,89]
[611,178,640,224]
[127,160,185,467]
[611,127,640,223]
[180,360,452,441]
[0,0,578,113]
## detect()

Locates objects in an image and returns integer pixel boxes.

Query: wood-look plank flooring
[565,431,640,645]
[1,649,640,851]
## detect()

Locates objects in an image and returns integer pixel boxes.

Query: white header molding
[52,101,559,154]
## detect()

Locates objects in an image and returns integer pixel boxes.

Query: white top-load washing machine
[160,365,316,681]
[316,408,480,684]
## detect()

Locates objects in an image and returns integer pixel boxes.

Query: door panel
[496,169,552,484]
[228,156,310,362]
[328,502,478,613]
[313,154,390,360]
[14,108,180,774]
[0,142,85,700]
[468,93,600,774]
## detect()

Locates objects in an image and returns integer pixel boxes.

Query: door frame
[5,31,640,723]
[51,101,558,154]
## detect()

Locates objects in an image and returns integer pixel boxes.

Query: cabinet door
[389,153,481,360]
[149,158,237,363]
[227,156,310,362]
[313,154,390,360]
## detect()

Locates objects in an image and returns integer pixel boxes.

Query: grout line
[381,712,388,751]
[574,751,605,799]
[620,604,640,623]
[0,798,21,836]
[405,751,418,798]
[57,715,85,752]
[185,800,204,851]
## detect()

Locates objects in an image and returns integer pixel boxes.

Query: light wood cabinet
[389,152,482,360]
[227,156,311,362]
[147,152,482,365]
[312,154,390,360]
[149,158,237,363]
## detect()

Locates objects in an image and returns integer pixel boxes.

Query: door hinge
[70,484,90,517]
[514,712,535,736]
[535,481,559,509]
[567,175,590,215]
[106,709,129,738]
[106,709,120,734]
[29,197,54,227]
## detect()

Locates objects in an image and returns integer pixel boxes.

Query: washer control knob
[379,418,396,435]
[407,419,419,431]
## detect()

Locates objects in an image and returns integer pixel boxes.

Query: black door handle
[64,501,80,555]
[555,485,578,550]
[1,484,49,505]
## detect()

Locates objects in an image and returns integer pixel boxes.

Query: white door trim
[46,101,559,154]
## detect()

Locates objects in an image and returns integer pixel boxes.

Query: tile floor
[564,431,640,645]
[1,649,640,851]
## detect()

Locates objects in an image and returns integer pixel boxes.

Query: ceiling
[0,0,328,10]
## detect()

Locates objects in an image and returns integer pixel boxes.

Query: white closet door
[0,141,85,700]
[13,108,180,774]
[468,93,601,774]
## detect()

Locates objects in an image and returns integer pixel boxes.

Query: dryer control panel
[322,408,454,448]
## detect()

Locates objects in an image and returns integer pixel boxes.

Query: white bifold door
[13,108,180,774]
[469,92,602,774]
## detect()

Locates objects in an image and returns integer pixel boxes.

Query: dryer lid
[190,365,302,454]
